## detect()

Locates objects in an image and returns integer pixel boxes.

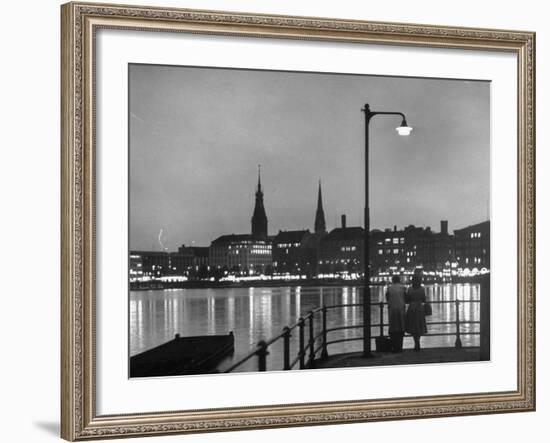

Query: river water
[130,283,480,373]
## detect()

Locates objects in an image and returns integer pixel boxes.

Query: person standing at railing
[405,274,428,351]
[386,275,406,352]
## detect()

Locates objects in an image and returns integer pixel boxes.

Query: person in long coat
[386,275,406,352]
[405,274,428,351]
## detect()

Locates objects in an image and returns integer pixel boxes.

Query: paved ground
[312,347,482,368]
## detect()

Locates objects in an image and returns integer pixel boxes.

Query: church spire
[251,165,268,240]
[314,180,327,235]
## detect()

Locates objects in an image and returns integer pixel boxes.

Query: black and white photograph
[128,64,491,378]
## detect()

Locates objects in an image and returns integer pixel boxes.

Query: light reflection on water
[130,283,480,373]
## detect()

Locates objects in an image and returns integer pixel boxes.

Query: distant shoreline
[129,276,487,291]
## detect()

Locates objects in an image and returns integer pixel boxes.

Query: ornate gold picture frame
[61,2,535,440]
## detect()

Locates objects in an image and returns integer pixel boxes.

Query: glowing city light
[396,125,413,136]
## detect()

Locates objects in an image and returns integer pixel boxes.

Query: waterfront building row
[131,219,489,282]
[130,170,489,282]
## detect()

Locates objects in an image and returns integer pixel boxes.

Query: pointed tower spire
[314,180,327,235]
[251,165,268,240]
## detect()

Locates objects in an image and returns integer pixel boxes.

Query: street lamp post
[362,103,412,357]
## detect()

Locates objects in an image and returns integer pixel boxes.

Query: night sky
[129,64,490,251]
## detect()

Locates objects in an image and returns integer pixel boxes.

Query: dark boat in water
[130,332,234,377]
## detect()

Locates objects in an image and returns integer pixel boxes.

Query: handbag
[423,302,433,316]
[375,336,393,352]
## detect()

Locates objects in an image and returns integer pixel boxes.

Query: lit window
[393,238,399,244]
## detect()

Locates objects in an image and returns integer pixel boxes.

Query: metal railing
[224,296,482,373]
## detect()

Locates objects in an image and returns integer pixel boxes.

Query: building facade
[129,254,143,281]
[272,230,317,277]
[370,220,454,280]
[318,215,364,275]
[454,220,490,270]
[176,244,210,278]
[209,234,272,275]
[369,220,488,281]
[129,250,190,278]
[370,226,407,274]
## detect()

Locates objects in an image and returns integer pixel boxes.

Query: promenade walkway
[313,347,482,369]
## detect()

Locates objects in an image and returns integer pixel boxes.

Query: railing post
[257,340,269,371]
[480,275,491,360]
[379,300,384,337]
[283,327,291,370]
[308,311,315,368]
[298,317,305,369]
[321,306,329,360]
[455,297,462,349]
